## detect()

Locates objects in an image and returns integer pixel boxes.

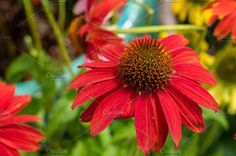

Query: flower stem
[58,0,66,31]
[23,0,44,61]
[112,25,206,34]
[41,0,74,76]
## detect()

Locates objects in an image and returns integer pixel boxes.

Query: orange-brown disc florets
[118,36,173,94]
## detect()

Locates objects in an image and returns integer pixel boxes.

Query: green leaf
[46,91,79,139]
[203,109,229,130]
[6,54,38,82]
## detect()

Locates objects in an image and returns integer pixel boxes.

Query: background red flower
[0,82,43,156]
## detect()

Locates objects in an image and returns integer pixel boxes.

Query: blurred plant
[203,46,236,114]
[172,0,211,25]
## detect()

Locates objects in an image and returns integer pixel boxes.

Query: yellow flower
[172,0,212,25]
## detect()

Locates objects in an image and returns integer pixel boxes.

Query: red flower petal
[78,24,91,38]
[7,95,31,115]
[170,47,200,66]
[208,15,218,25]
[170,47,197,58]
[232,20,236,44]
[86,0,96,14]
[85,42,100,61]
[135,95,168,155]
[0,115,40,127]
[80,100,100,122]
[70,69,117,89]
[72,78,120,109]
[171,77,219,111]
[100,43,125,63]
[79,61,118,68]
[90,88,131,136]
[0,82,43,154]
[158,90,182,148]
[0,125,42,151]
[0,125,43,143]
[88,0,126,23]
[0,83,15,110]
[81,92,136,122]
[175,64,216,85]
[0,143,19,156]
[89,29,123,47]
[15,124,44,140]
[168,88,205,133]
[214,14,235,40]
[158,34,189,51]
[212,1,236,17]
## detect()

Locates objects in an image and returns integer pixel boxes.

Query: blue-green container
[117,0,158,41]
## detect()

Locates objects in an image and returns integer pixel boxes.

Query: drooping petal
[171,77,219,111]
[158,34,189,51]
[78,23,91,38]
[90,88,131,136]
[0,83,15,110]
[135,95,168,155]
[168,88,205,133]
[85,42,100,61]
[100,42,125,63]
[0,143,19,156]
[0,125,43,143]
[157,90,182,148]
[0,115,40,127]
[69,69,117,89]
[80,100,100,122]
[72,78,120,109]
[115,92,136,119]
[232,20,236,44]
[15,124,44,140]
[0,127,41,151]
[208,15,218,25]
[88,0,126,23]
[6,95,31,115]
[86,0,96,14]
[170,47,200,66]
[89,29,123,47]
[81,92,136,122]
[79,61,118,68]
[212,1,236,17]
[214,14,235,40]
[174,64,216,85]
[169,47,197,58]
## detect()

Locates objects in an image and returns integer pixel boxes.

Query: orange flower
[206,0,236,43]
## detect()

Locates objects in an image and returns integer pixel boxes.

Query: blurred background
[0,0,236,155]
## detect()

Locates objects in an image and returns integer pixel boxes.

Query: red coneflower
[70,35,219,155]
[70,0,126,60]
[0,82,43,156]
[205,0,236,43]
